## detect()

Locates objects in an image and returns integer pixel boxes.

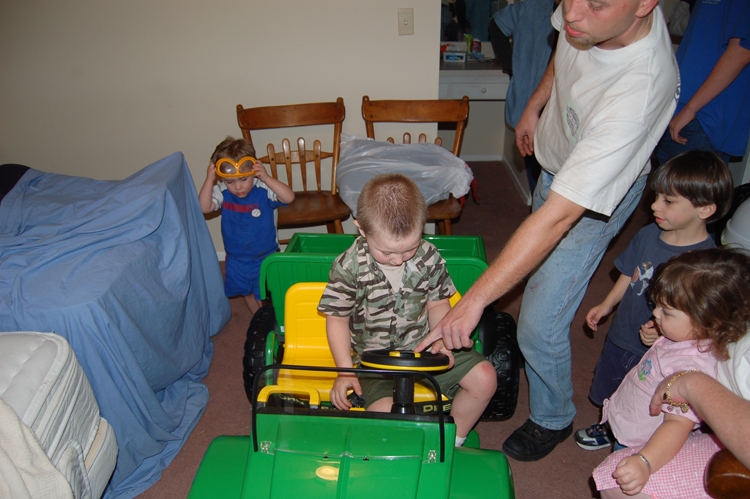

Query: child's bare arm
[612,413,695,495]
[426,298,455,366]
[326,314,360,410]
[198,162,218,213]
[252,161,296,204]
[427,298,451,330]
[586,273,631,331]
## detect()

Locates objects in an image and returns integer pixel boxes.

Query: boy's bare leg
[243,294,261,315]
[367,397,394,412]
[451,361,497,438]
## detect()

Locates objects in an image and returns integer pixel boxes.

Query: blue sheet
[0,153,231,498]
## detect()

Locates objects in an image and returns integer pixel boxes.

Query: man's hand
[428,339,455,368]
[415,296,483,352]
[515,108,540,157]
[612,454,651,495]
[649,371,691,417]
[639,320,659,346]
[329,373,362,411]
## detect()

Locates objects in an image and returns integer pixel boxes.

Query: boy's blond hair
[210,136,257,165]
[356,173,427,239]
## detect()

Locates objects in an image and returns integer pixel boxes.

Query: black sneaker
[574,423,611,451]
[502,419,573,462]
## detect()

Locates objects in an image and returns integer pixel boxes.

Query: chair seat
[427,195,462,221]
[278,192,350,227]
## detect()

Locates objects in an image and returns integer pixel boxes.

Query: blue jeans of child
[517,170,647,430]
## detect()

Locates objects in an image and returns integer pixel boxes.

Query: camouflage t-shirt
[317,237,456,363]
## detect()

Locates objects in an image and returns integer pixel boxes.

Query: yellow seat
[276,282,457,405]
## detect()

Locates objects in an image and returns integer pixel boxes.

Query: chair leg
[327,220,345,234]
[435,220,452,236]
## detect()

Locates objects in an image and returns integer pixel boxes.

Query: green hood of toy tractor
[243,413,455,499]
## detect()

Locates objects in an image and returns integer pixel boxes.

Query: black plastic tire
[476,307,521,421]
[242,304,277,403]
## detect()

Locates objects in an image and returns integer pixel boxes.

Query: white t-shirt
[718,332,750,398]
[534,6,679,216]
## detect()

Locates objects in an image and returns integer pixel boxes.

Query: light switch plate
[398,8,414,36]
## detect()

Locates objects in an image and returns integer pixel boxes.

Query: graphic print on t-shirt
[630,261,653,296]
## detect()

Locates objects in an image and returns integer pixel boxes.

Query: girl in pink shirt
[594,248,750,499]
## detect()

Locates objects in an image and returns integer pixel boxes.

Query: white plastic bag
[336,135,474,217]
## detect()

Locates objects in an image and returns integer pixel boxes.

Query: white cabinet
[439,66,510,101]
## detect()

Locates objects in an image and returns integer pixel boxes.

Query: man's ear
[637,0,660,18]
[699,204,717,221]
[353,219,366,238]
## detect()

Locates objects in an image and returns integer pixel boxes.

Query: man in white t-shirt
[417,0,679,461]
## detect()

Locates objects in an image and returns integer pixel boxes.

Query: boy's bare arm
[426,298,451,331]
[612,413,694,495]
[326,314,361,410]
[586,273,631,331]
[198,162,218,213]
[326,315,354,369]
[252,161,296,204]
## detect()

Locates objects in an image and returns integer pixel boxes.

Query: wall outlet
[398,8,414,36]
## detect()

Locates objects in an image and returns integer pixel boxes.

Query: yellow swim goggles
[215,156,256,178]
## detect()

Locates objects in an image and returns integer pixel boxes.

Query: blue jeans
[655,119,730,165]
[517,171,647,430]
[588,337,642,407]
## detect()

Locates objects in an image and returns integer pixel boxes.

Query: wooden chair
[236,98,351,244]
[361,95,470,235]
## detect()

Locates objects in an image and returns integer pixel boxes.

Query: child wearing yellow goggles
[198,137,295,315]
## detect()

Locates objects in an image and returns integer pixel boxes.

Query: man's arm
[669,38,750,144]
[649,371,750,468]
[416,190,586,351]
[515,54,555,157]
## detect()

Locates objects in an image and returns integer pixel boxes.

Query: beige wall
[0,0,441,251]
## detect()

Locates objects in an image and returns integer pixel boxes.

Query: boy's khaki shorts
[358,348,486,409]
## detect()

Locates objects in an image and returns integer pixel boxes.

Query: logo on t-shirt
[630,261,654,296]
[566,103,580,140]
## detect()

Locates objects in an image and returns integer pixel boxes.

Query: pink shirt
[602,336,718,447]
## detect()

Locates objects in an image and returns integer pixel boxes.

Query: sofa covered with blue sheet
[0,153,231,498]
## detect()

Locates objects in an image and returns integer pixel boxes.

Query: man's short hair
[356,173,427,239]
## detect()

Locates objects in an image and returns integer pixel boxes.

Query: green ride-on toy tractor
[243,233,521,421]
[188,234,519,498]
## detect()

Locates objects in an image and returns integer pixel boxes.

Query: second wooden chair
[361,95,470,235]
